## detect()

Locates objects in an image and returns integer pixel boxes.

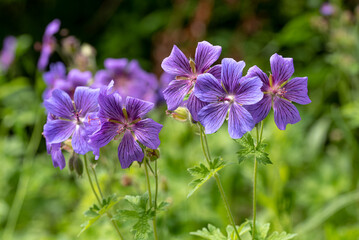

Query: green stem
[91,165,104,199]
[253,123,263,240]
[198,124,241,240]
[84,155,124,240]
[144,158,158,240]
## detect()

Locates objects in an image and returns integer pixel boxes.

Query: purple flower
[38,19,61,71]
[244,53,311,130]
[91,58,158,103]
[161,41,222,121]
[89,83,162,169]
[43,86,100,159]
[43,62,92,99]
[0,36,17,73]
[45,114,66,169]
[320,2,335,16]
[194,58,263,139]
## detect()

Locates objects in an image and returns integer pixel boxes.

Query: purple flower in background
[158,72,175,103]
[43,62,92,99]
[43,87,100,159]
[0,36,17,72]
[45,114,66,169]
[161,41,222,121]
[320,2,335,16]
[92,58,158,103]
[38,19,61,71]
[90,83,162,169]
[244,53,311,130]
[194,58,263,139]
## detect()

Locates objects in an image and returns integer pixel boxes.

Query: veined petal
[44,89,74,119]
[221,58,245,93]
[72,124,92,155]
[98,91,125,122]
[195,73,225,103]
[245,65,270,89]
[244,94,272,124]
[125,97,154,121]
[273,97,301,130]
[74,87,99,117]
[195,41,222,73]
[198,102,229,134]
[207,64,222,80]
[83,112,101,136]
[234,76,263,105]
[163,79,192,111]
[228,103,254,139]
[43,119,76,144]
[89,121,119,149]
[161,45,191,76]
[49,143,66,170]
[133,119,162,149]
[118,130,144,169]
[283,77,311,105]
[270,53,294,85]
[187,93,208,122]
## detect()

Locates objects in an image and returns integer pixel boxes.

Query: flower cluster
[162,42,311,137]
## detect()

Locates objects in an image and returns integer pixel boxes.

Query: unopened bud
[166,107,189,122]
[146,148,160,162]
[69,153,83,176]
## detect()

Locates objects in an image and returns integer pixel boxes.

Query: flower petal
[273,97,301,130]
[234,76,263,105]
[89,121,119,150]
[161,45,191,76]
[244,94,272,124]
[43,119,76,144]
[221,58,245,93]
[44,19,61,37]
[228,103,254,139]
[245,65,270,90]
[67,69,92,87]
[163,79,192,111]
[98,91,125,122]
[92,70,112,88]
[207,64,222,80]
[72,125,92,155]
[44,89,74,119]
[37,44,51,71]
[187,93,208,122]
[49,143,66,170]
[195,41,222,73]
[195,73,225,103]
[118,130,144,169]
[270,53,294,85]
[198,102,229,134]
[283,77,311,105]
[74,87,99,117]
[125,97,154,121]
[133,119,162,149]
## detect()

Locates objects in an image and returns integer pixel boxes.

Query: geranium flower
[244,53,311,130]
[38,19,61,71]
[194,58,263,139]
[92,58,158,103]
[43,87,100,156]
[90,83,162,169]
[161,41,221,121]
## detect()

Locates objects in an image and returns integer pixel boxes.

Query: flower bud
[146,148,160,162]
[69,153,83,176]
[166,107,189,122]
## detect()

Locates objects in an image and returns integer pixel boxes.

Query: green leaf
[157,201,170,211]
[236,133,272,165]
[187,157,225,198]
[190,224,227,240]
[78,195,121,236]
[113,193,155,240]
[226,221,251,239]
[267,232,297,240]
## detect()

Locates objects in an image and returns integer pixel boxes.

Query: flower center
[218,95,235,103]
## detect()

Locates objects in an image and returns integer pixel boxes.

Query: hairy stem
[144,158,159,240]
[198,124,241,239]
[253,122,263,240]
[84,155,124,240]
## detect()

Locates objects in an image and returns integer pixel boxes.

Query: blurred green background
[1,0,359,239]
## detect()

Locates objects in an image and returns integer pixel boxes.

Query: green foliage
[236,133,271,165]
[113,194,154,240]
[191,222,296,240]
[78,195,121,236]
[187,157,225,198]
